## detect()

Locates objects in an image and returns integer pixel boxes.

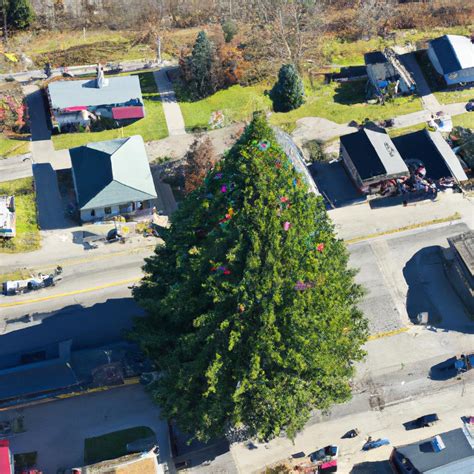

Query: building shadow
[27,89,52,142]
[0,298,144,368]
[403,246,474,333]
[350,460,393,473]
[333,80,367,106]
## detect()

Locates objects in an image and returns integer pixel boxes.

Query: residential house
[392,129,468,184]
[0,440,14,474]
[0,195,15,238]
[427,35,474,85]
[69,135,158,222]
[340,128,409,194]
[47,65,145,131]
[364,49,415,96]
[390,425,474,473]
[72,448,166,474]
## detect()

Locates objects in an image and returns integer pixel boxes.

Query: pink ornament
[221,185,227,193]
[283,221,291,231]
[280,196,289,203]
[316,243,325,252]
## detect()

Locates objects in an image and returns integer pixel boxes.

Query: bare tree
[355,0,395,39]
[184,136,217,194]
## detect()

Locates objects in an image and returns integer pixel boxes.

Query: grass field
[178,79,422,133]
[452,113,474,130]
[52,72,167,150]
[388,122,428,138]
[84,426,155,465]
[179,83,272,131]
[0,136,30,158]
[0,177,40,253]
[269,80,423,131]
[434,89,474,105]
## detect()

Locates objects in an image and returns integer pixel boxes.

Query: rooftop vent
[431,435,446,452]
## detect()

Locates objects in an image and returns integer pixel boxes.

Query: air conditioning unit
[431,435,446,452]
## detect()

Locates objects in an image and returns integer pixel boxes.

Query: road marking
[345,213,462,245]
[0,278,139,308]
[368,326,409,341]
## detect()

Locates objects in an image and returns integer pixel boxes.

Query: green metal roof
[70,135,157,210]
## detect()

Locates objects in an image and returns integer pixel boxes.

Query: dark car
[310,445,339,462]
[414,414,439,428]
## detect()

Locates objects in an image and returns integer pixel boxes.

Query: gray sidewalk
[154,68,186,136]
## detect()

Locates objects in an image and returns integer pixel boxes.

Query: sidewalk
[154,68,186,136]
[329,191,473,241]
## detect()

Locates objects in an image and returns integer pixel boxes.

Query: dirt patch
[33,40,142,68]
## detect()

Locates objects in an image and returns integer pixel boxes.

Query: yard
[84,426,156,465]
[0,177,40,253]
[269,80,423,132]
[0,136,30,158]
[434,88,474,105]
[177,79,422,133]
[452,113,474,130]
[51,72,168,150]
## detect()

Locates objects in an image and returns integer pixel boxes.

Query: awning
[112,106,145,120]
[63,106,88,112]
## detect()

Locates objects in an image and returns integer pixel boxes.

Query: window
[90,209,95,217]
[104,207,112,214]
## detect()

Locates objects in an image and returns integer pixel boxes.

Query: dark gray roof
[364,51,387,65]
[340,128,408,181]
[393,130,467,182]
[394,428,474,472]
[0,359,78,401]
[70,135,157,210]
[429,35,474,74]
[448,231,474,277]
[48,75,143,110]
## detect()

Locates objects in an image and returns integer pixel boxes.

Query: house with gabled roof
[47,65,145,131]
[69,135,157,222]
[427,35,474,85]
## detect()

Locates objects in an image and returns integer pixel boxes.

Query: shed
[392,130,468,183]
[427,35,474,85]
[340,128,409,193]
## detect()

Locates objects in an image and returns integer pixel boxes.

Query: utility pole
[157,36,162,64]
[2,0,8,45]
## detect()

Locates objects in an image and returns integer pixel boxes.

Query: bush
[222,20,238,43]
[304,140,326,163]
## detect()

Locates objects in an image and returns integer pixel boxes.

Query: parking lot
[349,222,472,335]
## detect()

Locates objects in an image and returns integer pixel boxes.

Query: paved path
[154,68,186,136]
[399,52,441,112]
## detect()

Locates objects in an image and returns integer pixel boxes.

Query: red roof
[112,106,145,120]
[63,106,88,112]
[320,459,337,470]
[0,439,12,474]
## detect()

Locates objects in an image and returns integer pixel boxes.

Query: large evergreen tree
[6,0,34,30]
[270,64,305,113]
[190,30,216,99]
[132,114,367,442]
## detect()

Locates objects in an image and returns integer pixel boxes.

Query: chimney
[96,63,108,89]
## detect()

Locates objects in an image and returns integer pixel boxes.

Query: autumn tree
[131,114,368,442]
[355,0,395,38]
[270,63,305,112]
[184,136,217,194]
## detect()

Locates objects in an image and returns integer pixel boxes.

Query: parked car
[310,445,339,462]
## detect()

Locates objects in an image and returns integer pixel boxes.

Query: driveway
[0,385,170,474]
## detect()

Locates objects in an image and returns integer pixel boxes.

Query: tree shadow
[333,80,367,106]
[402,246,474,333]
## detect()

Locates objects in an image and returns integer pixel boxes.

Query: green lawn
[52,72,168,150]
[434,89,474,105]
[0,136,30,158]
[84,426,155,465]
[388,122,428,138]
[0,177,40,253]
[269,80,423,132]
[452,113,474,130]
[178,79,422,133]
[179,83,272,131]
